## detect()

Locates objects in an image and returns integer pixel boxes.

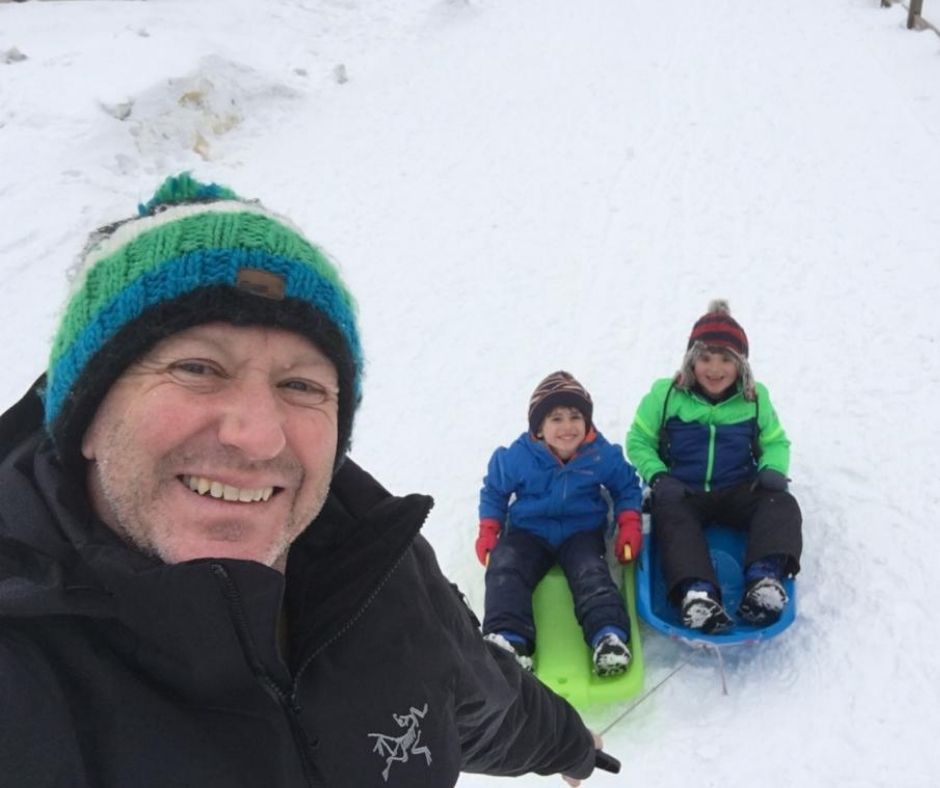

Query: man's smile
[180,474,278,502]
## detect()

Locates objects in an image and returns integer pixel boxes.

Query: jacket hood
[0,378,122,621]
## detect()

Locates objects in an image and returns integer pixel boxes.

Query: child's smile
[693,348,739,399]
[539,406,586,461]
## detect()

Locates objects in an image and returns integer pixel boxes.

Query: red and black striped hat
[687,299,748,357]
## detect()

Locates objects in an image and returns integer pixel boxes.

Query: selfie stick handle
[595,750,621,774]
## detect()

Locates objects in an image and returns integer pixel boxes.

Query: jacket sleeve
[478,446,515,523]
[755,383,791,475]
[626,380,671,483]
[602,442,643,514]
[413,538,596,780]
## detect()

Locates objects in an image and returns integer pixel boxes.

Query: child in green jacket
[627,300,802,633]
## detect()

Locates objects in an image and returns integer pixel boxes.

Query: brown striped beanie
[527,371,593,435]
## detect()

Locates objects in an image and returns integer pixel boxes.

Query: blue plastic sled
[636,521,797,646]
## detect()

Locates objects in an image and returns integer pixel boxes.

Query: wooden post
[908,0,924,29]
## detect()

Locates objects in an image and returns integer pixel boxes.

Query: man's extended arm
[412,537,596,781]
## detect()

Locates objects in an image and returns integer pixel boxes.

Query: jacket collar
[284,459,432,667]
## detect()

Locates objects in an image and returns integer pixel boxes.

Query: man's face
[81,322,339,571]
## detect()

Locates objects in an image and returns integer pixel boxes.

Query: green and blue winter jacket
[479,430,642,546]
[627,378,790,491]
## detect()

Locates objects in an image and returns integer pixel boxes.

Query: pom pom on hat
[45,173,363,472]
[527,371,593,435]
[137,171,239,215]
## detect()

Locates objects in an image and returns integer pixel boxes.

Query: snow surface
[2,1,939,786]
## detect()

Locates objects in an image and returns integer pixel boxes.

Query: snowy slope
[2,1,939,786]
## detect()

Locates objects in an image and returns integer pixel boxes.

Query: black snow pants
[482,528,629,648]
[652,481,802,605]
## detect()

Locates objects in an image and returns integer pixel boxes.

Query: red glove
[615,510,642,563]
[475,518,501,566]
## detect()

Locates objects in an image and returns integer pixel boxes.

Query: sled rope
[684,641,730,695]
[597,641,734,737]
[705,643,730,696]
[598,657,691,736]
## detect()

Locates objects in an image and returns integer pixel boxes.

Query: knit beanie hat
[45,173,363,472]
[677,299,754,399]
[527,371,593,435]
[687,298,748,357]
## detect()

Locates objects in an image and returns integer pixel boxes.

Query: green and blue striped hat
[45,173,363,469]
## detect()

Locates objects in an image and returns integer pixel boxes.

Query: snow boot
[592,633,631,677]
[483,632,534,671]
[737,576,788,625]
[680,588,734,633]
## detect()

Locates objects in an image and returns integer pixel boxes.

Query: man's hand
[614,510,642,562]
[562,732,604,786]
[474,518,501,566]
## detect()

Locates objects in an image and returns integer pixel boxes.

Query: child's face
[539,406,586,460]
[693,348,739,398]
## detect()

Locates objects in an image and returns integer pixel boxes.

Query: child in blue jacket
[476,371,643,677]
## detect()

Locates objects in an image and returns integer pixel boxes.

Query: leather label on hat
[236,268,286,300]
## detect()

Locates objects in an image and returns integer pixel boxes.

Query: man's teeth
[183,475,274,502]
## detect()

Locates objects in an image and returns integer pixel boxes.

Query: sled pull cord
[597,657,691,736]
[701,643,729,696]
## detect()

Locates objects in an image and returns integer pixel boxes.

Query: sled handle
[595,750,621,774]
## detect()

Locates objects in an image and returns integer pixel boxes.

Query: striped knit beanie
[687,298,748,357]
[527,371,593,435]
[678,299,755,399]
[45,173,363,471]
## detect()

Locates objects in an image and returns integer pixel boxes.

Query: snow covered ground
[2,1,939,786]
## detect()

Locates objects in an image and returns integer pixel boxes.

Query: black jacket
[0,382,595,787]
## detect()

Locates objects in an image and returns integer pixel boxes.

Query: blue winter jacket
[479,430,642,547]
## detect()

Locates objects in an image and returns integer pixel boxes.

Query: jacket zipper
[211,564,323,788]
[291,510,428,690]
[209,499,431,785]
[704,423,716,492]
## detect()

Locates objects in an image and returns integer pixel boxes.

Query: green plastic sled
[531,563,644,709]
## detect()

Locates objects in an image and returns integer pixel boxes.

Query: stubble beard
[88,441,330,570]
